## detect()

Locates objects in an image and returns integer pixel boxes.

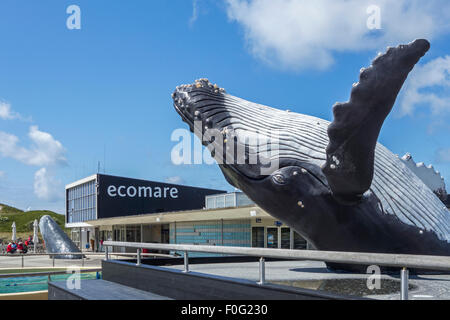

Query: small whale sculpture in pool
[172,39,450,265]
[39,215,82,259]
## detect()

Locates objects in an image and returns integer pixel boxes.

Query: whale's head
[172,79,323,183]
[172,79,331,235]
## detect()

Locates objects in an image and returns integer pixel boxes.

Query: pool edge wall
[0,290,48,300]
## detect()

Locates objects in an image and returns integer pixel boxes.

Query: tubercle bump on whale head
[172,79,226,127]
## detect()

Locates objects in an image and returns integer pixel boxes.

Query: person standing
[89,232,95,252]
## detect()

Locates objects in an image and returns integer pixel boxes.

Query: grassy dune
[0,203,67,242]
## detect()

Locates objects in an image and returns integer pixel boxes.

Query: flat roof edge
[65,174,98,190]
[66,222,94,228]
[79,205,269,227]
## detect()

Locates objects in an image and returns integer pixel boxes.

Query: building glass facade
[170,220,252,247]
[205,192,254,210]
[169,220,251,257]
[67,179,97,223]
[168,219,307,257]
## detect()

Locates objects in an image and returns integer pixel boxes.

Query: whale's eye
[272,174,286,185]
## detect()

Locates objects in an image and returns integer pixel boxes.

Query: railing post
[137,248,141,266]
[183,251,189,273]
[401,267,409,300]
[258,257,265,285]
[52,255,55,267]
[21,255,24,268]
[82,256,85,267]
[105,246,109,261]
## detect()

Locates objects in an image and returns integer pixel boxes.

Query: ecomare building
[65,174,308,254]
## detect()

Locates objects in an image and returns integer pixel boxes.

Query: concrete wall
[101,260,355,300]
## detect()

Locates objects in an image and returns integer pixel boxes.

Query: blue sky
[0,0,449,213]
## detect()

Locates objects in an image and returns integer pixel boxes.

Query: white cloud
[189,0,200,26]
[0,100,66,205]
[399,56,450,116]
[0,102,19,120]
[33,168,63,202]
[0,126,67,167]
[437,148,450,163]
[166,176,184,185]
[0,101,31,121]
[225,0,450,70]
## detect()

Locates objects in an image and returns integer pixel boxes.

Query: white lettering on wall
[107,185,117,197]
[127,186,137,197]
[139,186,152,197]
[170,188,179,199]
[117,186,126,197]
[107,185,180,199]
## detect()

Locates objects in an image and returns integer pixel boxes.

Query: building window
[126,225,141,243]
[225,194,235,207]
[252,227,265,248]
[66,179,97,223]
[293,232,307,249]
[205,192,254,210]
[206,197,215,209]
[281,228,290,249]
[216,195,225,208]
[71,229,81,249]
[266,228,278,249]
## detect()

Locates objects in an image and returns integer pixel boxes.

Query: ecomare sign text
[107,185,179,199]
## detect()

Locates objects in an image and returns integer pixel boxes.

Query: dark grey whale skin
[39,215,82,259]
[222,164,449,273]
[172,39,450,270]
[222,163,449,253]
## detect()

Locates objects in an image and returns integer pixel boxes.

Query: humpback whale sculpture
[172,39,450,263]
[39,215,82,259]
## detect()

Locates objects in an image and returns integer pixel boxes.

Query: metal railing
[103,241,450,300]
[0,251,173,269]
[0,268,101,279]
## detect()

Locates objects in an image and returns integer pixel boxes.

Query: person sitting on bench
[6,242,16,254]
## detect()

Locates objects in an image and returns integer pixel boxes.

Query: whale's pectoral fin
[323,39,430,202]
